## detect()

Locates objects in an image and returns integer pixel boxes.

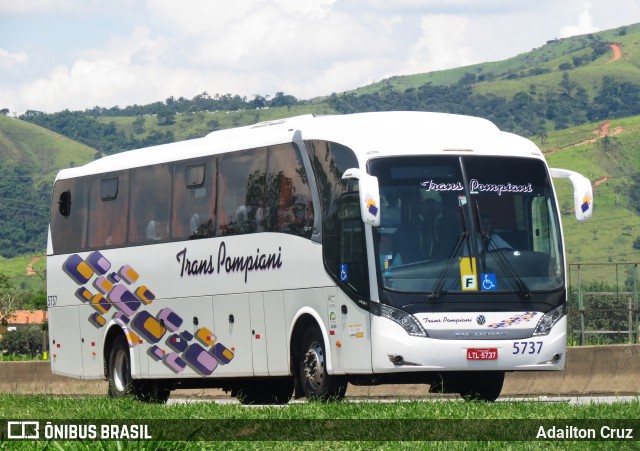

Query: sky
[1,0,640,114]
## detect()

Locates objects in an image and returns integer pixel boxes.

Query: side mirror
[549,168,593,222]
[341,168,380,227]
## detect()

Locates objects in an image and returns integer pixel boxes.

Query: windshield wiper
[429,231,469,300]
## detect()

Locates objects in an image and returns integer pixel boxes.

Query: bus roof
[55,111,544,180]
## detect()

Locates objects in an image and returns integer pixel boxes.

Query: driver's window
[339,194,369,298]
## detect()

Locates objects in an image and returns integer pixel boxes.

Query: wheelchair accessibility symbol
[340,264,348,282]
[481,273,497,291]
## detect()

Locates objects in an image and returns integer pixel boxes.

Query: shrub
[0,326,45,357]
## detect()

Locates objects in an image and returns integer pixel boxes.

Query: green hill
[349,23,640,98]
[3,23,640,289]
[0,115,96,259]
[540,115,640,278]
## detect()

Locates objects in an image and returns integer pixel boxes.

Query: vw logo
[476,315,486,325]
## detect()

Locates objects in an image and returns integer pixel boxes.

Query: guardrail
[568,263,640,345]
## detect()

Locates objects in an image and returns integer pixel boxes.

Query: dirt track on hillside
[606,43,622,64]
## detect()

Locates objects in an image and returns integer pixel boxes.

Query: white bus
[47,112,592,403]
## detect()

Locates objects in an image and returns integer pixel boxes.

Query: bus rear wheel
[107,334,170,403]
[236,378,294,405]
[297,328,347,401]
[108,335,133,398]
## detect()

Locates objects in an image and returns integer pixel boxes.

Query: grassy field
[0,253,46,291]
[0,395,639,449]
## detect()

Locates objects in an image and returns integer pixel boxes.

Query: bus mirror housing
[549,168,593,222]
[342,168,381,227]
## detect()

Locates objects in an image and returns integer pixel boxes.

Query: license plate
[466,348,498,360]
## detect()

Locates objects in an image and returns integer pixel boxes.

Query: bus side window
[129,164,172,243]
[87,175,129,248]
[266,144,314,238]
[171,159,216,240]
[217,148,266,236]
[50,178,89,254]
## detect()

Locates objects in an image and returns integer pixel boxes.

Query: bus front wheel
[298,328,347,401]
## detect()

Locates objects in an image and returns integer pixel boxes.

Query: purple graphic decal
[93,276,114,295]
[108,285,142,316]
[90,294,111,315]
[135,285,155,304]
[166,333,189,353]
[76,287,93,303]
[124,328,140,348]
[195,327,216,346]
[184,343,218,376]
[157,307,183,331]
[62,254,234,376]
[131,311,166,344]
[164,352,187,373]
[63,254,94,285]
[89,312,106,329]
[211,343,234,365]
[87,251,111,275]
[113,311,130,325]
[148,345,165,361]
[118,265,139,284]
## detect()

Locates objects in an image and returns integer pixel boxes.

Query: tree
[156,110,176,126]
[0,108,9,116]
[132,116,145,134]
[0,273,25,326]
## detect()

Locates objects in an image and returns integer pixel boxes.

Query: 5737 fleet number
[512,341,543,355]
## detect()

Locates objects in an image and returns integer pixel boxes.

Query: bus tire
[298,328,347,401]
[107,334,170,403]
[459,371,504,402]
[236,378,294,405]
[107,335,133,399]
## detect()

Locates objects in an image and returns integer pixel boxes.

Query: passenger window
[50,178,89,254]
[88,174,129,248]
[101,178,119,200]
[172,159,216,240]
[266,144,314,238]
[217,148,266,236]
[129,164,171,243]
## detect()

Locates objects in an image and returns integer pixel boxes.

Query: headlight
[373,303,428,337]
[533,305,564,336]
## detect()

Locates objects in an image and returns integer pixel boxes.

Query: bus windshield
[369,156,563,297]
